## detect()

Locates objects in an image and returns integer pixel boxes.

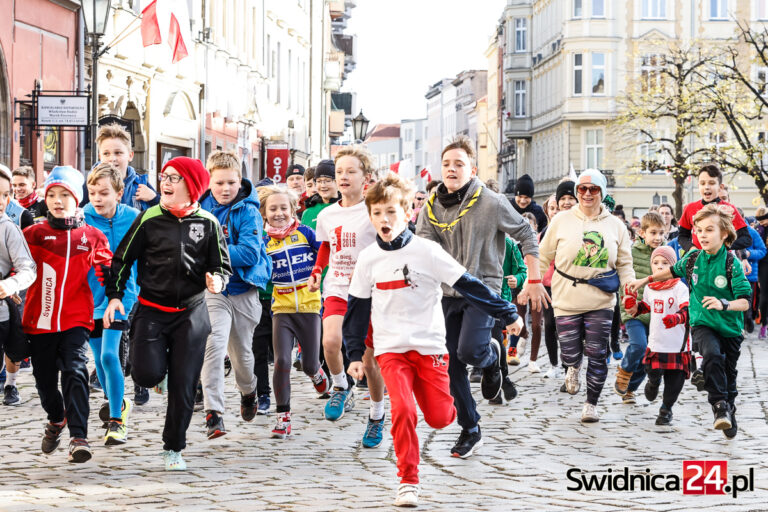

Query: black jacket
[511,199,548,232]
[107,204,232,309]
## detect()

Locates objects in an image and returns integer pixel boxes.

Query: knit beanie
[578,169,607,199]
[556,180,575,203]
[162,157,210,203]
[314,159,336,180]
[515,174,534,197]
[286,164,305,178]
[0,163,10,182]
[651,245,677,267]
[45,165,84,204]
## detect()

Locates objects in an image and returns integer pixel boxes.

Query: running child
[105,157,232,470]
[343,173,523,507]
[23,166,113,462]
[630,204,751,438]
[84,163,140,445]
[260,185,329,438]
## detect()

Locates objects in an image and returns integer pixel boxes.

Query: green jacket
[672,245,752,338]
[301,201,334,232]
[620,239,653,325]
[501,237,527,302]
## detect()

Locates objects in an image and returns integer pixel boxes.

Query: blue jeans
[621,319,648,392]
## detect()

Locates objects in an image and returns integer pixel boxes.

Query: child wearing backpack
[629,204,751,439]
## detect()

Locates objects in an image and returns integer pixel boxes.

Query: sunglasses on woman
[576,184,601,195]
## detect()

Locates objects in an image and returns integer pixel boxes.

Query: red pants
[376,351,456,484]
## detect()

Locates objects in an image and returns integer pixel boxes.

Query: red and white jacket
[22,220,112,335]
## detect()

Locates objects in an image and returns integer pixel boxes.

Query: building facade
[400,117,426,181]
[364,123,401,171]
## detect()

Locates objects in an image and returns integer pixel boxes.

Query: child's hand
[622,294,637,311]
[135,184,157,202]
[662,313,683,329]
[347,361,365,381]
[104,298,125,328]
[505,275,518,289]
[743,259,752,276]
[702,296,724,310]
[308,272,320,292]
[206,272,224,294]
[0,281,12,299]
[507,316,524,336]
[10,293,21,305]
[627,279,646,294]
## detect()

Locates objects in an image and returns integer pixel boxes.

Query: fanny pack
[555,266,620,294]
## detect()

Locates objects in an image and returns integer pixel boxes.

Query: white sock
[6,370,18,387]
[370,400,385,421]
[331,372,348,389]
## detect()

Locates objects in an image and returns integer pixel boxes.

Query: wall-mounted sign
[266,143,290,183]
[38,95,89,126]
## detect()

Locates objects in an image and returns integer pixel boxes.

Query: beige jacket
[538,205,635,317]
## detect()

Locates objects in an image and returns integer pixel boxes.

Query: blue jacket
[746,226,767,283]
[82,165,159,211]
[5,200,29,228]
[200,178,271,295]
[84,203,140,320]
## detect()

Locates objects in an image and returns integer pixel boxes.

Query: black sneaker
[194,383,204,412]
[691,369,705,392]
[488,391,503,405]
[206,411,227,439]
[559,382,567,393]
[480,339,502,400]
[68,438,92,463]
[99,401,110,428]
[41,419,66,454]
[724,404,738,439]
[644,379,660,402]
[89,370,102,393]
[655,405,673,425]
[450,428,483,458]
[357,375,368,390]
[469,367,482,383]
[712,400,732,430]
[240,391,257,422]
[134,386,149,406]
[502,377,518,401]
[3,385,20,406]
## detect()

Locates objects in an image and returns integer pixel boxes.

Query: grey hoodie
[0,214,36,322]
[416,177,539,297]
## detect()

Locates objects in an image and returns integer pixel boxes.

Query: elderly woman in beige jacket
[538,169,635,423]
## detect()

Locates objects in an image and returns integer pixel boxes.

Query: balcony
[323,51,345,91]
[329,109,345,137]
[333,33,357,74]
[329,1,346,19]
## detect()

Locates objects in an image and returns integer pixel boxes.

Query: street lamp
[81,0,113,166]
[352,110,369,143]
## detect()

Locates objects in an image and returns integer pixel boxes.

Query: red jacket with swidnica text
[22,219,112,335]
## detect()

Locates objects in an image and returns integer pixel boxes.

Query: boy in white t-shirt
[343,174,523,508]
[623,246,690,425]
[308,145,386,448]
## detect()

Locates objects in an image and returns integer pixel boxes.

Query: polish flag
[389,162,400,174]
[420,168,432,182]
[141,0,191,63]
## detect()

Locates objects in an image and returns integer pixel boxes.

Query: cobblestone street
[2,334,768,511]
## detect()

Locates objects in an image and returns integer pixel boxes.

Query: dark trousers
[442,297,495,430]
[130,302,211,452]
[542,286,559,367]
[646,368,686,409]
[251,298,273,396]
[491,319,509,378]
[610,299,621,354]
[759,260,768,323]
[692,325,743,406]
[29,327,90,438]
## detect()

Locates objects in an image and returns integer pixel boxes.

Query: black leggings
[610,298,621,354]
[759,261,768,324]
[543,286,559,367]
[252,298,273,397]
[645,368,686,409]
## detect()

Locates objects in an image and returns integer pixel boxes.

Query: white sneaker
[565,366,581,395]
[581,403,600,423]
[394,483,420,507]
[544,366,562,379]
[528,360,541,373]
[516,337,527,357]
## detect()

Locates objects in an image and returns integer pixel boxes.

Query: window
[710,0,728,19]
[710,132,727,153]
[574,53,583,95]
[592,0,605,17]
[287,49,292,109]
[642,0,666,19]
[641,54,666,92]
[759,0,768,19]
[574,0,582,18]
[515,18,527,52]
[585,129,604,169]
[592,53,605,94]
[276,42,281,104]
[757,66,768,96]
[514,80,527,117]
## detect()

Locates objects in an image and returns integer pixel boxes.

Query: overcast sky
[341,0,507,128]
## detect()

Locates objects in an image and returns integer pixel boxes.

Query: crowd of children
[0,123,764,506]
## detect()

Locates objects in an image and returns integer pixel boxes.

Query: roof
[365,124,400,142]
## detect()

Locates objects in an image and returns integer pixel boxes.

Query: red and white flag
[420,167,432,182]
[141,0,191,63]
[389,162,400,174]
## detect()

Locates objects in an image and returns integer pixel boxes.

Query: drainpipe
[78,9,85,174]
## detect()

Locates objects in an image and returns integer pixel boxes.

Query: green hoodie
[620,239,653,325]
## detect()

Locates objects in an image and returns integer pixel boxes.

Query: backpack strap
[684,250,701,285]
[725,251,734,295]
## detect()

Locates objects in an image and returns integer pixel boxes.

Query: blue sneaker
[361,414,385,448]
[256,394,270,415]
[134,386,149,406]
[0,367,6,386]
[324,387,354,421]
[612,350,623,360]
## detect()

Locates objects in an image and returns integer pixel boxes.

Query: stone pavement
[2,334,768,512]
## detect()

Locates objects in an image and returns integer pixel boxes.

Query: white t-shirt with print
[348,235,467,357]
[643,281,690,353]
[315,200,378,300]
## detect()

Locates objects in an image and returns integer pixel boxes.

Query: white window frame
[758,0,768,20]
[573,0,583,18]
[642,0,666,19]
[515,18,527,53]
[710,132,728,153]
[710,0,728,20]
[592,0,605,18]
[573,53,583,95]
[641,54,666,92]
[591,53,606,95]
[514,80,527,118]
[585,129,604,169]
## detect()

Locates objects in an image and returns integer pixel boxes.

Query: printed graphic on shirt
[653,299,664,314]
[572,231,609,268]
[189,223,205,243]
[376,264,420,290]
[714,275,727,288]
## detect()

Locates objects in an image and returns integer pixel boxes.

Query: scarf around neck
[436,180,473,208]
[18,191,39,209]
[649,278,680,291]
[376,226,413,251]
[267,218,301,240]
[163,202,199,219]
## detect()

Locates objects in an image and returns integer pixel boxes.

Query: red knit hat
[651,245,677,267]
[162,157,210,203]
